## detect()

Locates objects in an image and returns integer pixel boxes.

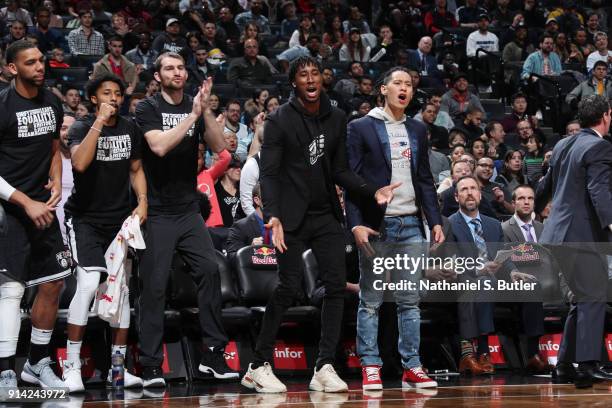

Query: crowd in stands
[2,0,612,378]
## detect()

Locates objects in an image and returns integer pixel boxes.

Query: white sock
[66,340,82,365]
[111,345,127,360]
[30,327,52,346]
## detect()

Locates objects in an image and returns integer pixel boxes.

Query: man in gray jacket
[566,60,612,109]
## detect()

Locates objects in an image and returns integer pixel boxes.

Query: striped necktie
[470,219,488,258]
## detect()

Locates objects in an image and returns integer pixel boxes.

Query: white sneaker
[241,363,287,393]
[62,361,85,393]
[309,364,348,393]
[21,358,65,388]
[106,369,144,388]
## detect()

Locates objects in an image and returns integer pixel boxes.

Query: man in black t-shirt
[134,52,237,387]
[61,74,147,393]
[0,40,67,389]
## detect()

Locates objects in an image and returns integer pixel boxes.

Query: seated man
[226,183,267,264]
[227,39,277,88]
[440,72,483,123]
[566,60,612,109]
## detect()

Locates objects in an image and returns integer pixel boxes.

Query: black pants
[137,212,227,367]
[253,213,346,367]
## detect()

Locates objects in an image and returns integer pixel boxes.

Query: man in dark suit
[501,185,553,374]
[226,183,267,265]
[345,66,443,390]
[406,36,442,87]
[240,56,398,394]
[536,94,612,388]
[449,175,533,375]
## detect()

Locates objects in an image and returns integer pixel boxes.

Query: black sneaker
[142,366,166,388]
[199,347,239,379]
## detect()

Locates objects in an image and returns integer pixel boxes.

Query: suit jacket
[226,212,262,264]
[344,114,442,232]
[406,49,441,79]
[260,93,378,232]
[92,54,137,85]
[501,216,544,243]
[449,210,514,278]
[536,128,612,244]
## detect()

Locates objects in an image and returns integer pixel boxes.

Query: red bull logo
[252,246,277,265]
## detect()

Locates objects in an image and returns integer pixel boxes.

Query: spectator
[30,6,69,54]
[586,0,608,32]
[1,19,26,52]
[564,120,580,137]
[500,93,535,133]
[454,105,484,143]
[585,31,612,73]
[484,120,507,160]
[439,162,497,218]
[277,33,326,72]
[447,143,466,166]
[339,27,370,62]
[63,86,81,115]
[227,183,268,264]
[414,90,455,131]
[523,135,544,186]
[75,102,90,118]
[224,100,251,160]
[215,155,242,228]
[549,0,583,35]
[217,7,241,53]
[208,93,222,116]
[321,66,347,112]
[0,0,32,27]
[223,129,238,155]
[456,0,487,28]
[521,0,545,29]
[502,22,534,87]
[245,88,269,116]
[573,27,596,60]
[342,6,370,34]
[469,138,487,161]
[419,102,449,152]
[128,92,146,120]
[264,95,280,114]
[440,72,484,123]
[227,39,276,87]
[449,129,468,149]
[144,77,160,97]
[202,21,226,54]
[404,69,429,118]
[91,0,111,26]
[237,22,269,58]
[235,0,271,35]
[280,1,299,40]
[49,47,70,68]
[475,156,514,218]
[118,0,152,32]
[108,13,139,52]
[322,15,344,55]
[92,36,140,95]
[554,31,584,64]
[152,18,188,54]
[311,6,326,35]
[522,33,562,81]
[407,36,442,85]
[348,75,375,113]
[68,10,106,56]
[585,12,601,45]
[334,61,363,99]
[197,147,231,233]
[370,25,399,63]
[466,14,499,58]
[126,32,158,70]
[515,119,538,152]
[495,150,525,192]
[186,46,214,94]
[490,0,515,29]
[42,0,64,28]
[566,60,612,109]
[424,0,458,35]
[289,14,314,48]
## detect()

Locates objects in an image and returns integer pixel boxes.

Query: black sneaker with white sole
[199,347,239,380]
[142,366,166,388]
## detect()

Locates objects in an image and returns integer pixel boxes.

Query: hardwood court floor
[48,376,612,408]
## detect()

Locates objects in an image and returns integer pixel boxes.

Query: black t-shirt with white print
[0,85,63,213]
[65,115,142,225]
[135,93,204,215]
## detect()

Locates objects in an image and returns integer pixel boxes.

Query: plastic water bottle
[111,351,125,389]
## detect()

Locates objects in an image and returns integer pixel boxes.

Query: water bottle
[111,351,125,389]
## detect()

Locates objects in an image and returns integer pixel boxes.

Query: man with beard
[126,32,158,71]
[241,56,399,393]
[135,52,237,387]
[62,75,147,392]
[0,40,68,389]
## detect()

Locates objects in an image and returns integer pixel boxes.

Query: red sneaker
[361,365,383,390]
[402,367,438,388]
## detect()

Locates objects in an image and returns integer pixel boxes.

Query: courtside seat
[167,250,252,331]
[234,245,319,323]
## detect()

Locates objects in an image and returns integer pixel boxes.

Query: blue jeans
[356,215,426,369]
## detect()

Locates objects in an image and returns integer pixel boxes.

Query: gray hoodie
[367,108,418,217]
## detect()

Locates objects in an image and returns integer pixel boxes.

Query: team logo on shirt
[56,250,72,270]
[16,107,57,138]
[162,113,195,137]
[401,148,412,159]
[309,134,325,165]
[96,135,132,161]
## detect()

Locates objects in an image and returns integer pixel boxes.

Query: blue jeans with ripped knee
[356,215,425,369]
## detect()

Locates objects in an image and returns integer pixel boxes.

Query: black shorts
[0,212,72,287]
[65,214,120,274]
